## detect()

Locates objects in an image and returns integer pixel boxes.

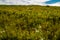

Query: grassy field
[0,5,60,40]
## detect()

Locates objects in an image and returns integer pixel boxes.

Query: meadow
[0,5,60,40]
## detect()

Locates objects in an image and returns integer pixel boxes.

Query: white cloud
[5,0,50,3]
[0,0,60,6]
[0,0,50,5]
[47,2,60,6]
[37,0,50,2]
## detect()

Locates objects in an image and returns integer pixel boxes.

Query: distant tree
[46,5,50,7]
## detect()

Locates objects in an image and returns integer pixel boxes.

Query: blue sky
[45,0,60,4]
[0,0,60,6]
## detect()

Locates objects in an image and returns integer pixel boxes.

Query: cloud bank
[0,0,60,6]
[0,0,49,5]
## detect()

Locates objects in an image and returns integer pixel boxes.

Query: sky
[0,0,60,6]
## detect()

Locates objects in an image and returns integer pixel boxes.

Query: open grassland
[0,5,60,40]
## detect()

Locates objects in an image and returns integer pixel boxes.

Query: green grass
[0,5,60,40]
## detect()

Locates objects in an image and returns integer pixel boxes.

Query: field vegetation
[0,5,60,40]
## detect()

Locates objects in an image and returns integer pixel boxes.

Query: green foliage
[0,5,60,40]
